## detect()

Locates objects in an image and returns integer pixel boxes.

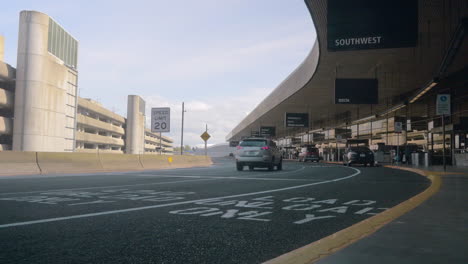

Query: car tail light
[237,146,243,150]
[261,146,269,150]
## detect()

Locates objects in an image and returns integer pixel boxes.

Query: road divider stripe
[263,166,442,264]
[0,178,217,196]
[0,167,360,229]
[135,174,319,181]
[0,165,309,196]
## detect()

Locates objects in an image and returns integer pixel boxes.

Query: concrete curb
[263,165,442,264]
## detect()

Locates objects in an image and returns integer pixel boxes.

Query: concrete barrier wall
[139,154,172,170]
[170,155,212,169]
[37,152,103,174]
[99,153,143,171]
[0,152,212,176]
[0,151,41,175]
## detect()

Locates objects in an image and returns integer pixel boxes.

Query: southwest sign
[327,0,418,51]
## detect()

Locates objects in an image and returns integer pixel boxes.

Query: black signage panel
[229,141,239,147]
[327,0,418,51]
[335,78,378,104]
[260,126,276,137]
[312,133,325,142]
[285,113,309,128]
[251,130,260,137]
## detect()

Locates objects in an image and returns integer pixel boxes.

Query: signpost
[260,126,276,137]
[335,79,378,104]
[327,0,417,51]
[151,107,170,155]
[201,126,211,156]
[251,130,260,137]
[285,113,309,128]
[436,94,451,171]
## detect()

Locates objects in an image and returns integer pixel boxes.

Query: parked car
[235,138,282,171]
[343,146,375,166]
[298,146,320,162]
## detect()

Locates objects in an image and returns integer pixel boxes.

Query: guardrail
[0,152,212,176]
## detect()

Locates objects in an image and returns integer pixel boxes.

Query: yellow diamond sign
[201,131,211,142]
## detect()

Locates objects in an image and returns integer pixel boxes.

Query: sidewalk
[316,165,468,264]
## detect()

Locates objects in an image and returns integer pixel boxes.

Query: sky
[1,0,316,147]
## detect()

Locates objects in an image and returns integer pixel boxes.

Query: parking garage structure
[75,97,126,154]
[227,0,468,167]
[0,36,15,151]
[0,11,174,155]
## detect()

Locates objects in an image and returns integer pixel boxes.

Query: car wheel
[363,163,367,167]
[249,166,254,171]
[277,160,283,171]
[268,163,274,171]
[236,163,243,171]
[370,162,375,167]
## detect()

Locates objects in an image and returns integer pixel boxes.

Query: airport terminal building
[0,11,173,154]
[227,0,468,166]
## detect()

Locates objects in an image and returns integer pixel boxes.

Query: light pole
[180,102,186,155]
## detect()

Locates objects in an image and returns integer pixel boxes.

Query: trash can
[411,153,419,166]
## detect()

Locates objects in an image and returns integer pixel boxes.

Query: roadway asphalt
[0,157,429,264]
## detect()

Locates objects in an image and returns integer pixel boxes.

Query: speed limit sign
[151,107,170,133]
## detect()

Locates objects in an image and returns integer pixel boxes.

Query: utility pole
[181,102,185,155]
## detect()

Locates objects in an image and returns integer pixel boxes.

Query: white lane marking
[0,167,360,229]
[134,174,317,182]
[0,165,307,196]
[136,165,307,178]
[0,178,216,196]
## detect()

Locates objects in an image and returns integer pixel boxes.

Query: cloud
[149,33,313,81]
[143,87,270,147]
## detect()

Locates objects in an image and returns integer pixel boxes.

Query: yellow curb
[263,166,442,264]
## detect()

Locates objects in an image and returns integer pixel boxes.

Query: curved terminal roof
[227,0,467,141]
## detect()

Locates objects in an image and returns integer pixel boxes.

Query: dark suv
[343,146,374,166]
[298,146,320,162]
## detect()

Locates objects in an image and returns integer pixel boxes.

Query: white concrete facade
[13,11,78,152]
[0,35,4,61]
[126,95,146,154]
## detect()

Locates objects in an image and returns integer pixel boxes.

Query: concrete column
[0,35,4,61]
[13,11,78,152]
[126,95,146,154]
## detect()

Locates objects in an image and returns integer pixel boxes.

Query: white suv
[235,138,282,171]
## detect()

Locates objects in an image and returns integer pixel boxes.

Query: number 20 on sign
[151,107,170,133]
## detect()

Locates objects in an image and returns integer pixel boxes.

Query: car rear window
[307,147,318,152]
[239,140,267,147]
[350,147,371,152]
